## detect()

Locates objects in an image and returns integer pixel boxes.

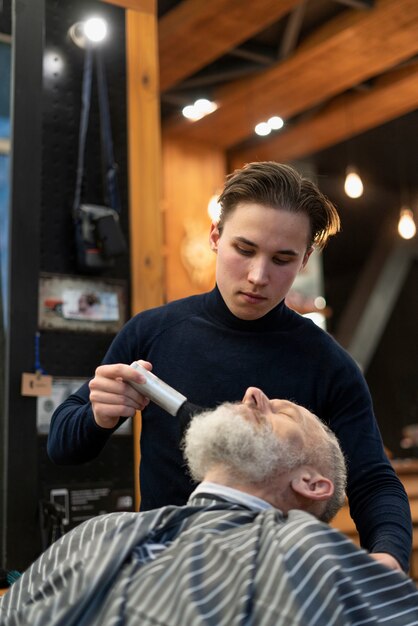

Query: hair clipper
[127,362,203,434]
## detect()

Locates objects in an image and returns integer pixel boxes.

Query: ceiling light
[182,105,198,120]
[194,98,217,116]
[344,166,363,199]
[398,207,416,240]
[268,116,284,130]
[255,122,271,136]
[182,99,217,121]
[255,115,284,136]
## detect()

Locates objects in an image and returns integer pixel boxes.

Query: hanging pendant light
[398,207,416,240]
[394,120,415,240]
[344,166,364,199]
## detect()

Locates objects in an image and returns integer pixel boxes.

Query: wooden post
[124,0,164,509]
[126,2,164,314]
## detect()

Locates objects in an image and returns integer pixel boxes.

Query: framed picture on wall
[38,273,128,333]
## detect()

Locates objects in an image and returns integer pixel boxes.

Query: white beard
[183,402,301,484]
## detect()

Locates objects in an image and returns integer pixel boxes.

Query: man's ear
[301,246,314,269]
[209,223,220,252]
[291,468,334,502]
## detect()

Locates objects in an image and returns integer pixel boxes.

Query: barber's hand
[89,361,152,429]
[370,552,402,571]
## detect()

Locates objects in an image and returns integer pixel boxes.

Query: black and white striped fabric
[1,495,417,625]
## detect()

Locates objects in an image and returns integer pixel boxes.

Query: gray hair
[305,421,347,522]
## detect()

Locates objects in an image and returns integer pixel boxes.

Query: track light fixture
[68,16,108,48]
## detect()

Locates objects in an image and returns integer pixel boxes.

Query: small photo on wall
[38,273,127,333]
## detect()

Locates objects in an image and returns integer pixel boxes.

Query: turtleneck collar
[203,284,290,332]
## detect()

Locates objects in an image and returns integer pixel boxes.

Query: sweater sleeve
[324,351,412,572]
[47,383,119,464]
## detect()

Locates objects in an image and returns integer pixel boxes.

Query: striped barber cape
[1,495,417,626]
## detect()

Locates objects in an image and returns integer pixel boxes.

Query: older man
[2,389,417,626]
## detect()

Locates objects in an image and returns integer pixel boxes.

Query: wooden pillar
[162,136,226,302]
[124,0,164,508]
[126,1,164,314]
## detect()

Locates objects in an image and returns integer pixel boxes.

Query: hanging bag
[73,45,127,273]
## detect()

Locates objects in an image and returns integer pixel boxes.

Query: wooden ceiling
[156,0,418,166]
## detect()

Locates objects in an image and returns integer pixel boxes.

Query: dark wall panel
[3,0,45,572]
[315,125,418,459]
[41,0,130,280]
[38,0,135,554]
[39,0,132,379]
[0,2,11,34]
[3,0,135,570]
[367,261,418,457]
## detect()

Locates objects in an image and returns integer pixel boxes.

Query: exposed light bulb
[344,167,363,198]
[398,207,416,240]
[207,194,222,223]
[84,17,108,43]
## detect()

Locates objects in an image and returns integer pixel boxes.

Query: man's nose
[247,257,269,285]
[242,387,270,410]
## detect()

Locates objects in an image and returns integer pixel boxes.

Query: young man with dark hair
[47,161,412,572]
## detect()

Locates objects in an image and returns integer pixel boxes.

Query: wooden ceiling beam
[278,0,307,60]
[228,61,418,168]
[163,0,418,148]
[158,0,302,92]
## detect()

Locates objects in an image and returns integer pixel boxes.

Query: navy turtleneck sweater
[48,287,412,570]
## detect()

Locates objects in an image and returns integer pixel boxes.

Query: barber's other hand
[370,552,402,571]
[89,361,152,429]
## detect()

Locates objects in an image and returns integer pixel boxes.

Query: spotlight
[84,17,108,43]
[68,16,108,48]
